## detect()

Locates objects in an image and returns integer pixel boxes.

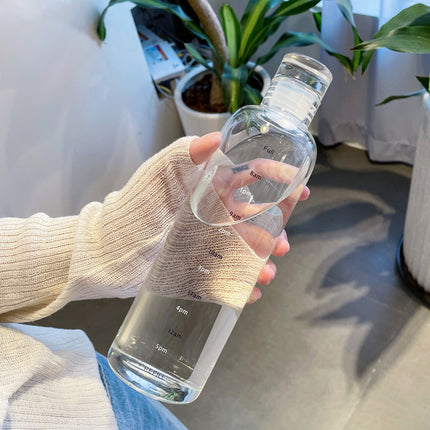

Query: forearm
[0,212,79,322]
[0,137,199,323]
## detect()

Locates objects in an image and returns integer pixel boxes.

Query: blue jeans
[96,353,188,430]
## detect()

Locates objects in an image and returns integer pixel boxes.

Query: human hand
[190,132,310,305]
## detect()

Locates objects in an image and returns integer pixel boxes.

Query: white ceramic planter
[174,64,271,136]
[403,93,430,292]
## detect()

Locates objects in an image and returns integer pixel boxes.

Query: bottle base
[107,347,201,404]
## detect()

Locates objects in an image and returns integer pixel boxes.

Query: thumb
[189,132,222,165]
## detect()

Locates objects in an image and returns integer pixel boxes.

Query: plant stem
[187,0,227,107]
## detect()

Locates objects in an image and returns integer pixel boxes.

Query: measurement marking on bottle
[176,305,189,315]
[250,170,262,180]
[263,145,275,155]
[232,164,249,174]
[188,290,202,300]
[168,328,183,339]
[238,187,252,197]
[229,211,242,220]
[198,264,210,274]
[218,227,231,236]
[155,344,168,354]
[209,249,223,259]
[141,363,165,380]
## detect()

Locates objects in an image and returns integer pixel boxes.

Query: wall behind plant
[0,0,183,218]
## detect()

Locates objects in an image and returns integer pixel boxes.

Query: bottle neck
[261,53,332,128]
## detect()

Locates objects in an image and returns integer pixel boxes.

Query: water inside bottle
[108,289,240,403]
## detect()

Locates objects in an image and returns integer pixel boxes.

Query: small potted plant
[98,0,356,134]
[355,3,430,304]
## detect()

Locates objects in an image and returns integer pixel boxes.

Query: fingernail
[302,186,310,200]
[248,288,262,304]
[267,266,276,279]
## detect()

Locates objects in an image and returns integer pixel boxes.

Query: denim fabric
[96,353,188,430]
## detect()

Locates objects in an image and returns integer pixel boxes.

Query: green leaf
[241,0,282,26]
[334,0,355,27]
[220,5,241,68]
[243,84,263,105]
[274,0,321,17]
[255,31,352,72]
[376,89,426,106]
[312,10,322,33]
[242,1,320,63]
[97,0,128,40]
[351,28,362,72]
[238,0,272,61]
[222,64,248,113]
[355,3,430,72]
[377,3,430,36]
[239,14,285,64]
[97,7,109,40]
[417,75,430,92]
[376,74,430,105]
[184,43,218,78]
[410,12,430,27]
[241,0,261,26]
[360,50,374,74]
[97,0,227,74]
[97,0,207,42]
[236,0,320,65]
[327,52,354,74]
[355,26,430,53]
[332,0,363,72]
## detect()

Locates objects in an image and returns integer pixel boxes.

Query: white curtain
[319,0,430,164]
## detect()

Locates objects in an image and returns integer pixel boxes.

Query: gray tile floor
[39,142,430,430]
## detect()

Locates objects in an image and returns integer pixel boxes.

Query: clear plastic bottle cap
[262,53,333,126]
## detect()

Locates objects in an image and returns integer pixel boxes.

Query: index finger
[189,132,222,165]
[278,185,305,225]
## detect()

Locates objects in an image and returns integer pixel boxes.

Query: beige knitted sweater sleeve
[0,137,202,323]
[0,136,268,324]
[1,134,269,325]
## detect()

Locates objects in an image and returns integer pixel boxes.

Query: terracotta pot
[174,64,271,136]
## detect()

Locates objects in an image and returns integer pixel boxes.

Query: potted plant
[354,3,430,304]
[97,0,357,134]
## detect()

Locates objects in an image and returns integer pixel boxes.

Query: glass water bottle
[108,53,332,404]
